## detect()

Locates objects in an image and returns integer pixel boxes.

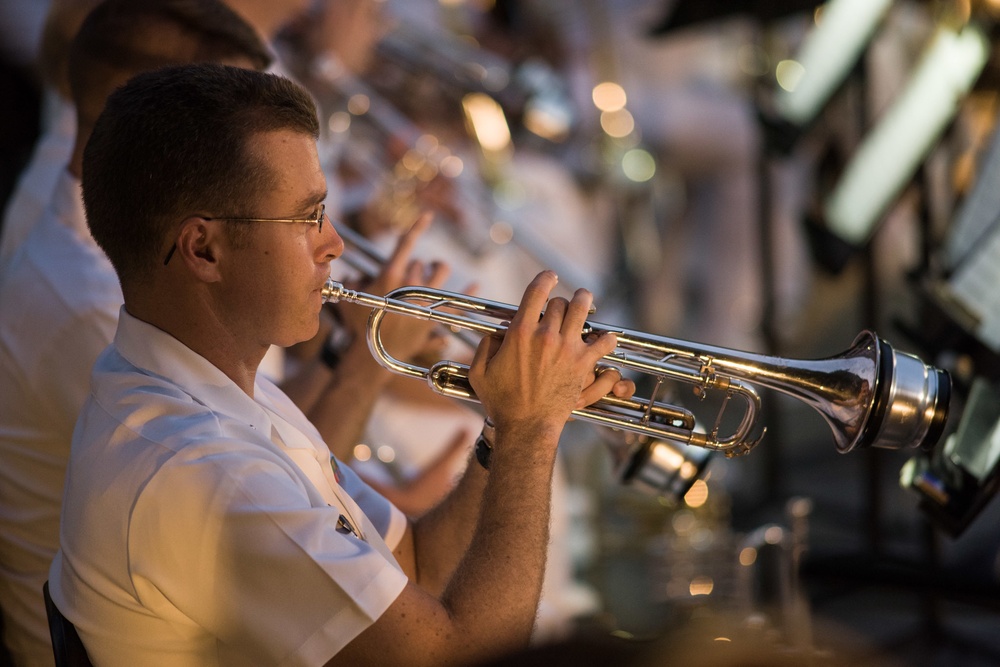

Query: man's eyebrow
[294,190,328,210]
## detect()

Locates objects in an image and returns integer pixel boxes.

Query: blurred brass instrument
[373,19,576,143]
[333,220,390,281]
[303,55,478,238]
[374,20,515,104]
[322,279,951,458]
[299,54,596,294]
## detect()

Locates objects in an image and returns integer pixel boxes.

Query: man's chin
[273,320,322,350]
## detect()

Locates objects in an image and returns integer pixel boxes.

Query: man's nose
[320,213,345,261]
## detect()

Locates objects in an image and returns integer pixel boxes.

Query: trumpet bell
[798,331,951,453]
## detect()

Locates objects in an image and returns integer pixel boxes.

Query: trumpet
[322,279,951,458]
[329,227,712,500]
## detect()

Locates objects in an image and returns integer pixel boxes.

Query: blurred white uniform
[317,3,611,637]
[537,0,813,351]
[0,97,75,266]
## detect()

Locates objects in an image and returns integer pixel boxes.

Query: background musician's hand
[336,212,450,364]
[467,271,619,445]
[358,428,472,516]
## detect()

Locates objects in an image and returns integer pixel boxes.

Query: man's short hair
[83,63,320,286]
[38,0,106,99]
[67,0,273,122]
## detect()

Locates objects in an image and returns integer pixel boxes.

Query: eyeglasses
[163,204,326,265]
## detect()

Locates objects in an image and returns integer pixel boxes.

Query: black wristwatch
[474,418,495,470]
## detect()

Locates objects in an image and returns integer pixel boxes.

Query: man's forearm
[331,428,559,667]
[437,425,559,653]
[409,445,488,596]
[305,339,393,461]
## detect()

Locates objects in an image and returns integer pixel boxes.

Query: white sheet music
[949,229,1000,352]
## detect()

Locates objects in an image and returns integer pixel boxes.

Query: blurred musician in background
[0,0,101,266]
[0,4,274,664]
[48,61,633,666]
[0,0,46,221]
[277,0,619,636]
[0,0,315,270]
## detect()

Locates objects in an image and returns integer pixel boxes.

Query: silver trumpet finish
[322,279,951,458]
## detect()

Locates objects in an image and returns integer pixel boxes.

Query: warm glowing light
[353,444,372,462]
[689,577,714,596]
[600,108,634,138]
[683,479,709,508]
[671,510,696,536]
[327,111,351,134]
[462,92,511,153]
[416,163,438,182]
[489,221,514,245]
[775,59,806,92]
[592,81,627,112]
[376,445,396,463]
[401,149,426,172]
[679,461,699,480]
[347,94,370,115]
[524,104,571,142]
[764,526,784,545]
[739,547,758,566]
[622,148,656,183]
[714,637,732,643]
[416,134,439,154]
[655,444,685,473]
[440,155,464,178]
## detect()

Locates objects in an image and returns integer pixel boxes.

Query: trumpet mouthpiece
[322,279,347,304]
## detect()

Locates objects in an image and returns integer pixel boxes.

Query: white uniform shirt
[49,310,408,666]
[0,169,119,667]
[0,97,76,266]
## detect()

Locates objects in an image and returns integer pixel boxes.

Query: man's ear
[173,216,225,282]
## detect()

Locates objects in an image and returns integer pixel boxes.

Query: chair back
[42,582,93,667]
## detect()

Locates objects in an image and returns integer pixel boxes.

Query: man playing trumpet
[48,63,633,666]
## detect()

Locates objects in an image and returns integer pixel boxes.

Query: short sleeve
[128,444,408,666]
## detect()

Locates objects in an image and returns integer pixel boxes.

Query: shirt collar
[113,307,273,434]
